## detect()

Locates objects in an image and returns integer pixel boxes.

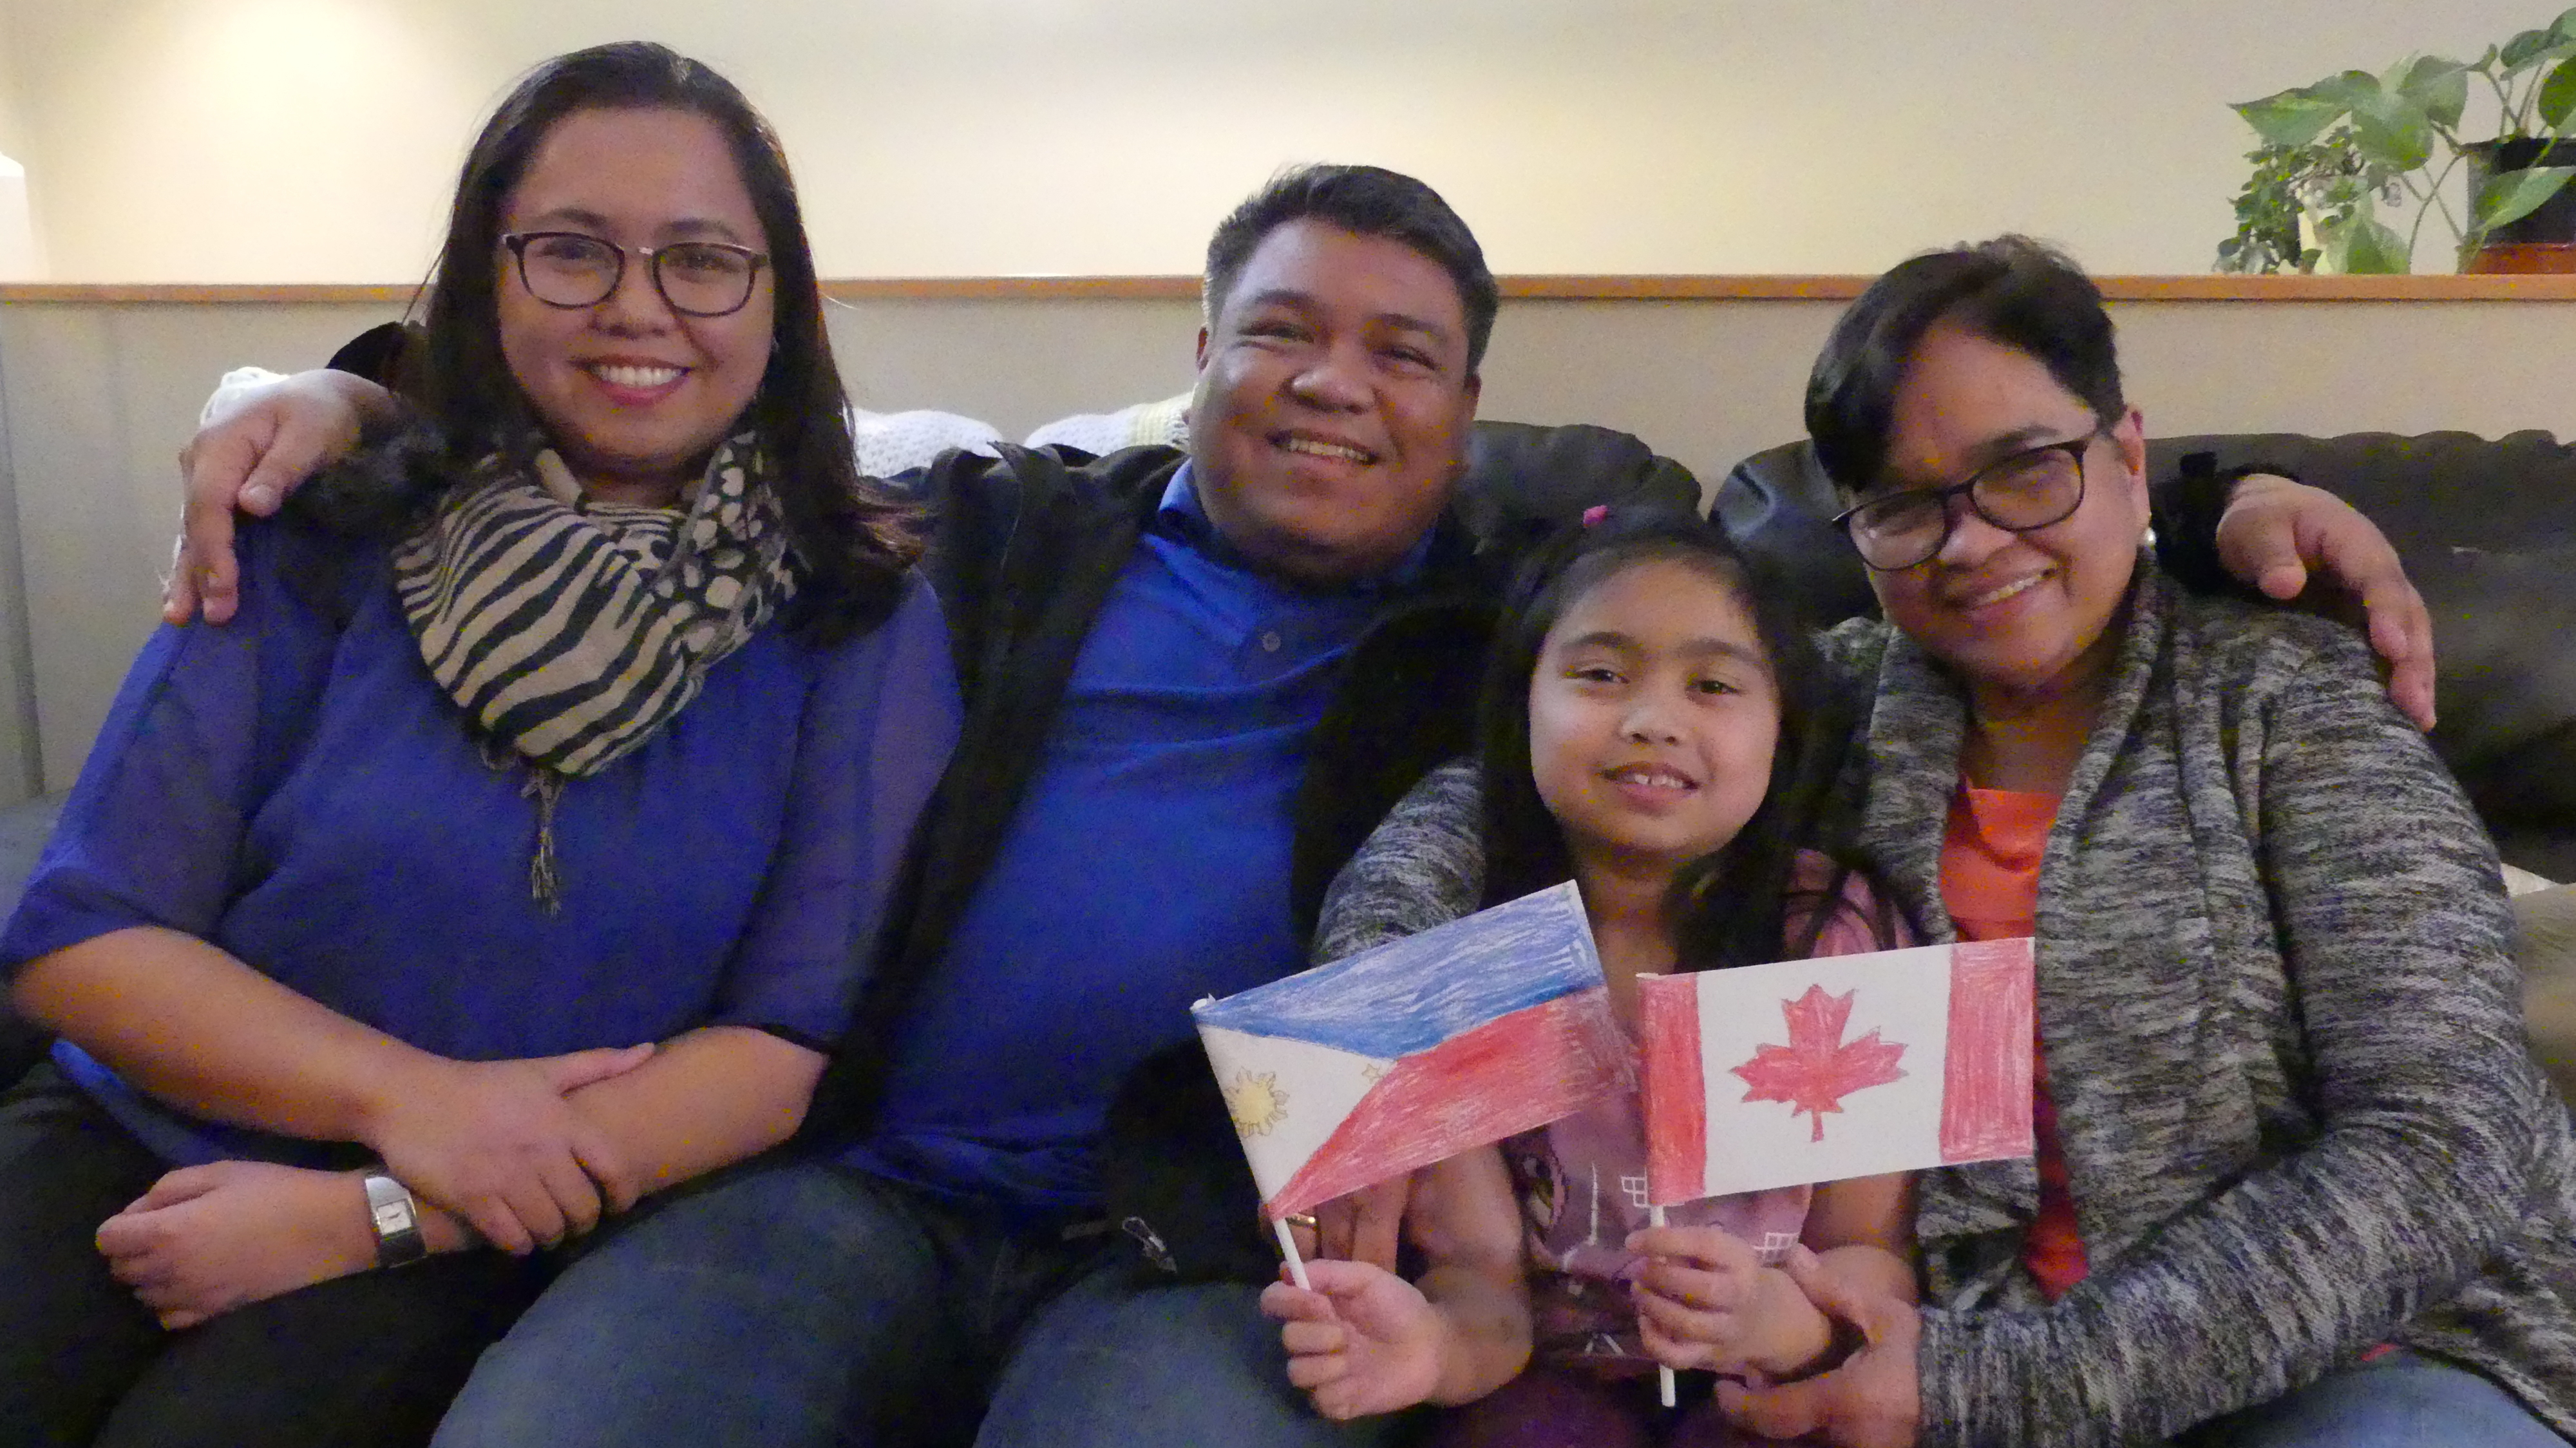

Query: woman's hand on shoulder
[355,1043,654,1255]
[167,368,394,626]
[94,1161,379,1329]
[1260,1257,1450,1420]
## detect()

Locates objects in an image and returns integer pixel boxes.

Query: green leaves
[2224,22,2576,274]
[2503,26,2562,73]
[2351,88,2436,170]
[2234,86,2351,148]
[2543,55,2576,128]
[2476,164,2576,228]
[2316,213,2411,274]
[2217,142,2329,272]
[2391,56,2470,128]
[2232,63,2452,171]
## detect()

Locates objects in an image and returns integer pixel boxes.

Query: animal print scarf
[393,435,795,902]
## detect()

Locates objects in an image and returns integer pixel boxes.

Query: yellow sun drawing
[1225,1071,1290,1137]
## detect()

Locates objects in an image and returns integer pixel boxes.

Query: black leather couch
[1720,428,2576,882]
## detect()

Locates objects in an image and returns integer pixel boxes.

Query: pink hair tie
[1581,504,1611,528]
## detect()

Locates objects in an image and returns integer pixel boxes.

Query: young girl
[1264,506,1917,1445]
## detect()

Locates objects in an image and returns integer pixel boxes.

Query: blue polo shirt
[844,467,1426,1214]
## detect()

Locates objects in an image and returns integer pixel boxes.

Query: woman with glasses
[1715,236,2576,1446]
[0,42,956,1448]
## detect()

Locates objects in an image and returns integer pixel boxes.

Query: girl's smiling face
[1526,557,1782,886]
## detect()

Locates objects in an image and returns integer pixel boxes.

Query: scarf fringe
[525,769,565,913]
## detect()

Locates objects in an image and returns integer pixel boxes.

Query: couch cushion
[2154,432,2576,880]
[2148,431,2576,553]
[1454,420,1703,544]
[1714,439,1879,629]
[2519,882,2576,1108]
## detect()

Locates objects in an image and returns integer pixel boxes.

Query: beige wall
[0,3,24,159]
[8,0,2568,282]
[1,291,2569,798]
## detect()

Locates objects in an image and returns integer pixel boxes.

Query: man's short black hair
[1805,234,2125,491]
[1202,164,1500,374]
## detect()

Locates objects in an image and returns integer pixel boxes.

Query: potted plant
[2217,8,2576,273]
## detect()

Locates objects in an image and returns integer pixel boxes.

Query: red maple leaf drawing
[1730,985,1908,1142]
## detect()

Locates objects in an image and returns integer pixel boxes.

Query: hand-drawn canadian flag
[1193,882,1631,1220]
[1639,937,2034,1206]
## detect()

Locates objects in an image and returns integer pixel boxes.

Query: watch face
[373,1199,417,1235]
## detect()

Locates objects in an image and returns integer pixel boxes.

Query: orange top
[1942,784,2089,1302]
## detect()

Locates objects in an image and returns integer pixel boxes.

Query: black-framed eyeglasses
[500,231,769,318]
[1831,429,2103,572]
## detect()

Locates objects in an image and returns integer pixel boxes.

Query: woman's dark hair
[316,41,914,638]
[1203,163,1499,374]
[1478,506,1891,969]
[1805,234,2124,494]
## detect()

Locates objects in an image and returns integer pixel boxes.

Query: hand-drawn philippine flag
[1638,937,2035,1206]
[1193,882,1630,1220]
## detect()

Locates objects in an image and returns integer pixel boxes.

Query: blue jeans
[430,1159,1405,1448]
[2190,1350,2560,1448]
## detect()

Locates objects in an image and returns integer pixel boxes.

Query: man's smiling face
[1186,218,1481,586]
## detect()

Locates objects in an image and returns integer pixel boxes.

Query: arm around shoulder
[172,368,402,625]
[1314,757,1487,964]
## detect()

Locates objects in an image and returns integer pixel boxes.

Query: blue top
[844,467,1426,1214]
[1,517,960,1166]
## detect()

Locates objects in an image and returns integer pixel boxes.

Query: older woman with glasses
[0,41,956,1448]
[1716,236,2576,1447]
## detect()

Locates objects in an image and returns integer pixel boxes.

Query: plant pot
[2465,138,2576,274]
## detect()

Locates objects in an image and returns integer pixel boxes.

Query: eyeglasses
[500,231,769,318]
[1832,430,2102,571]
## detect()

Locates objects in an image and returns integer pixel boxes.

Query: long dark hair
[1478,506,1890,969]
[316,41,914,639]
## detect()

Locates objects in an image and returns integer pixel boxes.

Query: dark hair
[1477,507,1892,970]
[323,41,914,639]
[1202,164,1500,374]
[1805,234,2124,493]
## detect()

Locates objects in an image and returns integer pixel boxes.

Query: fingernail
[244,486,275,509]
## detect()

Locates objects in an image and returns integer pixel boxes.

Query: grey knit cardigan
[1314,566,2576,1446]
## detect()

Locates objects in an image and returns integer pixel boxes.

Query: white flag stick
[1273,1216,1312,1290]
[1650,1203,1676,1407]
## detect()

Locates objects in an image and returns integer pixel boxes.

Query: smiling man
[1186,211,1481,583]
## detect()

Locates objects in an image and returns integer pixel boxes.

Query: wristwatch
[363,1172,428,1269]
